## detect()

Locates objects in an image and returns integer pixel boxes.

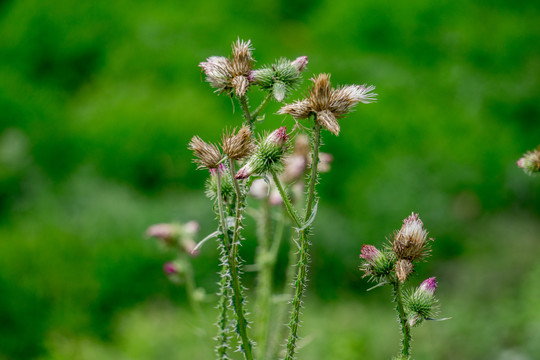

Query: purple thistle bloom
[419,277,438,296]
[267,126,289,146]
[360,244,381,262]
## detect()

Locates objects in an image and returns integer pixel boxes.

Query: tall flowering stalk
[147,38,378,360]
[359,213,447,359]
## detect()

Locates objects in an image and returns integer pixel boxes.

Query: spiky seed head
[517,146,540,175]
[277,99,312,119]
[395,259,414,283]
[392,212,431,261]
[231,38,254,75]
[189,136,222,169]
[291,56,309,72]
[309,73,332,112]
[199,56,233,93]
[222,126,254,160]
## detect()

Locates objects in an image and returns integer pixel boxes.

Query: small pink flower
[184,221,200,235]
[163,262,179,275]
[360,245,381,262]
[516,158,526,168]
[419,277,437,296]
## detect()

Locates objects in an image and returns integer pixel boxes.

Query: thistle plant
[359,213,448,360]
[517,146,540,175]
[147,38,376,360]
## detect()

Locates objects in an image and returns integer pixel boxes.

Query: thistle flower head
[419,277,438,296]
[360,244,381,262]
[517,146,540,175]
[205,163,235,202]
[278,73,377,136]
[252,57,308,101]
[199,39,254,97]
[359,245,395,280]
[235,127,290,179]
[392,212,431,261]
[221,126,255,160]
[189,136,222,169]
[405,277,439,326]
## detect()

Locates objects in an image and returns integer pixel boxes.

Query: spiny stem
[271,171,302,228]
[251,92,273,120]
[216,173,231,250]
[284,121,322,360]
[239,96,254,130]
[392,280,412,358]
[227,158,254,360]
[216,245,232,360]
[305,121,321,218]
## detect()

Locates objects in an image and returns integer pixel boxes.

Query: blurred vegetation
[0,0,539,359]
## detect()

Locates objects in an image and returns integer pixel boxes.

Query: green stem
[216,248,231,360]
[392,280,412,358]
[182,253,202,318]
[254,196,273,360]
[227,159,254,360]
[251,92,273,120]
[284,121,322,360]
[239,96,254,130]
[271,171,302,228]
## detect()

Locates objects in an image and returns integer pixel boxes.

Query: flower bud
[404,277,439,326]
[291,56,308,72]
[359,245,395,279]
[206,164,235,202]
[419,277,437,296]
[235,127,290,179]
[163,261,180,275]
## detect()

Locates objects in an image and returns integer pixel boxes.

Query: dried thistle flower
[222,126,255,160]
[189,136,222,169]
[517,146,540,175]
[392,212,431,262]
[395,259,414,283]
[278,73,377,136]
[199,39,255,97]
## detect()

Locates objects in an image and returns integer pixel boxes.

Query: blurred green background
[1,0,539,359]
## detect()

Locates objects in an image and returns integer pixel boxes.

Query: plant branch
[271,171,302,228]
[392,280,412,358]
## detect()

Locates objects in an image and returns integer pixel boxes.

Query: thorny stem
[284,120,322,360]
[216,249,231,360]
[271,171,302,228]
[227,159,254,360]
[392,280,412,358]
[239,96,254,130]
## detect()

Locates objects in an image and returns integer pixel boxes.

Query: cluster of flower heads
[200,39,309,101]
[517,146,540,176]
[360,213,440,326]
